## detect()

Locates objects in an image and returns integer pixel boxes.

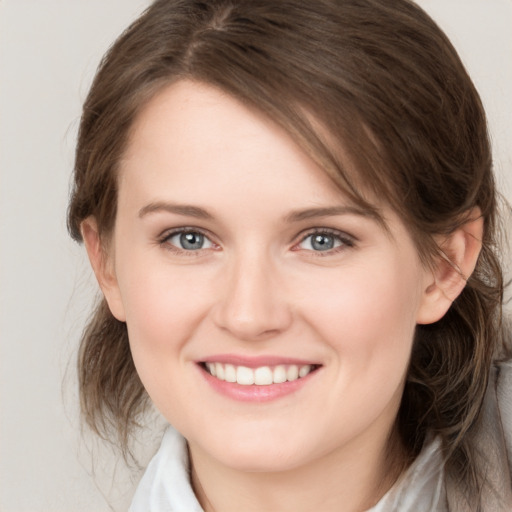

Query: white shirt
[129,426,446,512]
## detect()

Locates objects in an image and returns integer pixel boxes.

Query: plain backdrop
[0,1,511,511]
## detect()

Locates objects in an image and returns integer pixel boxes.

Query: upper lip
[198,354,321,368]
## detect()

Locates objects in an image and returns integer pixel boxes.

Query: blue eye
[298,231,352,252]
[166,231,213,251]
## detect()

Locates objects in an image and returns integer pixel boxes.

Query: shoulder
[446,359,512,511]
[495,359,512,472]
[129,426,203,512]
[473,360,512,508]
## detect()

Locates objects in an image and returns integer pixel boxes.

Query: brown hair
[68,0,506,504]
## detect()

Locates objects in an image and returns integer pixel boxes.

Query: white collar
[129,426,202,512]
[130,426,446,512]
[367,436,447,511]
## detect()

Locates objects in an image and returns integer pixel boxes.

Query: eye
[163,230,214,251]
[297,230,354,253]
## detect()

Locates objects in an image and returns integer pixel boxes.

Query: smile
[203,362,317,386]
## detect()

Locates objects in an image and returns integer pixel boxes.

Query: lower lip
[198,365,318,402]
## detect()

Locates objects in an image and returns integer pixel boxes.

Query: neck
[189,428,407,512]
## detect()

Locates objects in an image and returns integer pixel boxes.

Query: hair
[68,0,506,505]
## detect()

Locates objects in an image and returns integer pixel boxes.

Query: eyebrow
[284,205,382,224]
[138,201,214,220]
[138,201,386,229]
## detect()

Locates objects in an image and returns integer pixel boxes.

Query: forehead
[123,81,320,178]
[123,83,330,193]
[119,79,394,232]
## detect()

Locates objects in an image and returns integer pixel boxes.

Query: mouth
[200,362,321,386]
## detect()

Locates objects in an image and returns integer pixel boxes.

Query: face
[98,80,435,473]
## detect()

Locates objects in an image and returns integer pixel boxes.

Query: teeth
[286,365,299,382]
[237,366,255,385]
[299,365,311,378]
[254,366,273,385]
[205,363,315,385]
[225,364,237,383]
[215,362,225,380]
[273,365,287,384]
[206,362,216,377]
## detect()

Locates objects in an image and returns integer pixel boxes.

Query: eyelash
[157,227,356,256]
[293,228,356,256]
[158,227,218,256]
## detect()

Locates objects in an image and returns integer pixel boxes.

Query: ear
[81,217,126,322]
[416,208,483,325]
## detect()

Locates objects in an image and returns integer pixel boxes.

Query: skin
[83,80,483,512]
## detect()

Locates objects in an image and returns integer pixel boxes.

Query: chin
[193,429,311,473]
[219,448,304,473]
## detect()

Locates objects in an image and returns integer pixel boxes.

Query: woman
[68,0,511,510]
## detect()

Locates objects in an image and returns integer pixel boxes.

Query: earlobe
[416,208,483,325]
[81,217,127,322]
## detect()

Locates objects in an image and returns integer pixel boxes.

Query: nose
[212,250,293,341]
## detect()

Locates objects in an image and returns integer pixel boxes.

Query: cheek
[298,256,422,372]
[114,248,213,368]
[117,259,216,419]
